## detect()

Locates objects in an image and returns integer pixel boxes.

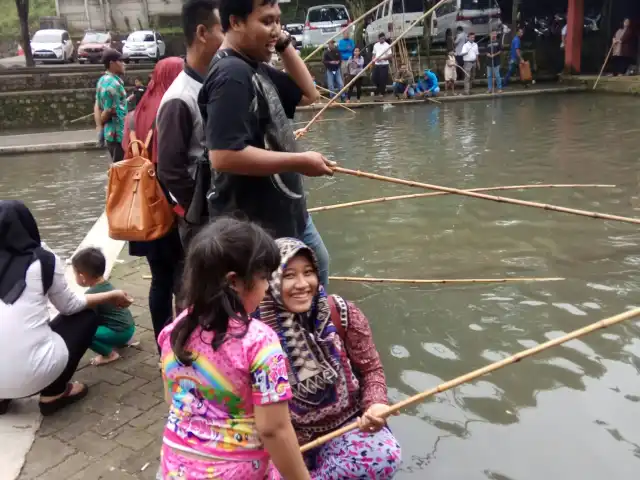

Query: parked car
[77,30,118,64]
[122,30,166,63]
[365,0,501,46]
[30,29,75,64]
[284,23,304,48]
[302,4,353,48]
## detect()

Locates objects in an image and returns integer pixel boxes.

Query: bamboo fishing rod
[301,306,640,452]
[302,0,391,63]
[316,92,357,114]
[332,167,640,225]
[329,276,564,285]
[593,43,614,90]
[307,183,617,213]
[302,0,452,133]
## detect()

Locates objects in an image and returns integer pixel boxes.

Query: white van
[365,0,501,46]
[302,4,352,48]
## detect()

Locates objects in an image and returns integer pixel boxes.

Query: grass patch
[0,0,56,40]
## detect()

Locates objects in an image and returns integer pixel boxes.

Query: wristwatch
[275,31,292,53]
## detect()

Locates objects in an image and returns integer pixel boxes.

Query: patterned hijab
[259,238,348,408]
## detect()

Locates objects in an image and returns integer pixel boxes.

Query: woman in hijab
[0,201,132,416]
[611,18,635,76]
[258,238,401,478]
[121,57,185,352]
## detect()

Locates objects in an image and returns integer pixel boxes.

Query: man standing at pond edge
[199,0,333,286]
[94,49,127,162]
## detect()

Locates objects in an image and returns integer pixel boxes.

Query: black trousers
[107,141,125,162]
[372,65,389,96]
[41,310,99,397]
[348,76,363,100]
[612,55,632,76]
[146,228,184,350]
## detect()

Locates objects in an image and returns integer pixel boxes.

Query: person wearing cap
[94,49,127,162]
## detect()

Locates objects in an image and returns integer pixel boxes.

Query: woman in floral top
[259,238,402,478]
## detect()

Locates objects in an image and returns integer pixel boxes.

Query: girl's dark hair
[170,217,280,365]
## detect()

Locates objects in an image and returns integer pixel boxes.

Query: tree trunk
[422,0,431,64]
[15,0,34,67]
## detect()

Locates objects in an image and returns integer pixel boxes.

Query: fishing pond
[2,92,640,479]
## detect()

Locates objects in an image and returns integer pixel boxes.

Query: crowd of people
[0,0,403,478]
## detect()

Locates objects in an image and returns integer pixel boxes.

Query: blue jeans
[393,82,415,98]
[487,65,503,91]
[326,69,345,100]
[504,59,518,85]
[301,215,330,288]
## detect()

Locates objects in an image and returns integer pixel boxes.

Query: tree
[15,0,34,67]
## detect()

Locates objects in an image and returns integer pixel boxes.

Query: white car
[284,23,304,48]
[122,30,166,63]
[365,0,501,46]
[302,4,353,48]
[31,29,75,64]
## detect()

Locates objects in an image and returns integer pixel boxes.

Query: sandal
[0,399,10,415]
[39,382,89,416]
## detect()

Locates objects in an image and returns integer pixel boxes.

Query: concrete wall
[0,89,95,129]
[59,0,181,32]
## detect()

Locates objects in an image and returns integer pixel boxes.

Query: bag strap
[127,116,154,159]
[35,248,55,295]
[327,294,349,341]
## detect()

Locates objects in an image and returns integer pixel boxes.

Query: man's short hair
[378,32,386,38]
[219,0,277,33]
[456,26,464,32]
[72,247,106,279]
[182,0,220,46]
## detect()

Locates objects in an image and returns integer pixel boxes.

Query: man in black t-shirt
[199,0,334,286]
[486,30,503,93]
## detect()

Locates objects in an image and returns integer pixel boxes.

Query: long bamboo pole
[332,167,640,225]
[317,92,357,114]
[307,184,616,213]
[329,276,564,284]
[302,0,453,133]
[301,306,640,452]
[302,0,391,63]
[593,43,615,90]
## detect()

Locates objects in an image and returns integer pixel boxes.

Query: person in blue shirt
[416,69,440,97]
[337,30,355,81]
[503,28,524,86]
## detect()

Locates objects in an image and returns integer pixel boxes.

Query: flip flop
[39,382,89,416]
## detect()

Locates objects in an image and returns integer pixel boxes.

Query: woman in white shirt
[0,200,132,416]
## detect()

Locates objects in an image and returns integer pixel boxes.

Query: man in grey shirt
[454,26,467,70]
[156,0,224,248]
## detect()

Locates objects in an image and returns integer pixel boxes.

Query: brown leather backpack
[105,130,175,241]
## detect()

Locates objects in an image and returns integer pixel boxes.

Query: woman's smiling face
[281,253,319,313]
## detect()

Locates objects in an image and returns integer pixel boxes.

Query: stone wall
[0,68,153,92]
[0,89,95,129]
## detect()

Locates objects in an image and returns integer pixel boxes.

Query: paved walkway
[16,257,164,480]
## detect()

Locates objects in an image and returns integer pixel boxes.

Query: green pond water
[2,92,640,479]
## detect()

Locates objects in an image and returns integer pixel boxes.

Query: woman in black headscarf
[0,200,133,416]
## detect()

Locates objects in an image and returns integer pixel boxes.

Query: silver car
[302,4,352,48]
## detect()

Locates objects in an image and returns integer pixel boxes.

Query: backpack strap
[35,248,55,295]
[327,294,349,341]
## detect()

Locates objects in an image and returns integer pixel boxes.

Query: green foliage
[0,0,56,39]
[299,45,324,60]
